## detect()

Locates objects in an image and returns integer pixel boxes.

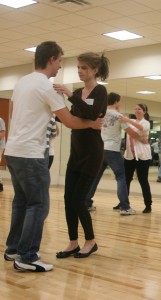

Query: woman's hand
[53,84,73,97]
[118,115,129,123]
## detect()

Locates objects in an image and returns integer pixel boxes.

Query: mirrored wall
[1,77,161,181]
[59,77,161,180]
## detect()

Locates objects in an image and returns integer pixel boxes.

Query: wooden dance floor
[0,180,161,300]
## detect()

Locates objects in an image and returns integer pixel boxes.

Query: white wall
[1,43,161,92]
[62,43,161,84]
[0,63,33,91]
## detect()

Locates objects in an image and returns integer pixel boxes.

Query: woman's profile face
[135,105,145,119]
[77,61,98,82]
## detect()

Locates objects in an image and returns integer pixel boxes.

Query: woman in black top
[54,52,109,258]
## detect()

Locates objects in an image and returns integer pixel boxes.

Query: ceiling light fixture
[25,47,36,52]
[97,81,108,85]
[0,0,37,8]
[103,30,143,41]
[136,91,156,94]
[144,75,161,80]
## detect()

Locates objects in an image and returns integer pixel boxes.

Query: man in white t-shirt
[85,92,144,215]
[0,117,5,192]
[4,41,101,272]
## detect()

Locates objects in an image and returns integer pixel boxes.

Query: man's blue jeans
[85,150,130,210]
[5,154,50,263]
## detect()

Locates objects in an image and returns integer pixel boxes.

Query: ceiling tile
[12,25,49,36]
[0,30,27,40]
[0,45,17,53]
[136,26,161,37]
[23,3,69,18]
[134,0,161,10]
[106,0,152,16]
[80,22,118,34]
[0,17,20,29]
[37,32,74,43]
[132,11,161,24]
[57,27,96,38]
[31,20,71,31]
[54,14,96,26]
[77,7,123,21]
[62,38,96,48]
[0,0,161,69]
[105,17,146,30]
[2,11,43,24]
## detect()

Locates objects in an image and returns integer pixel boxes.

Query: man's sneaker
[4,251,41,261]
[14,259,53,272]
[120,208,136,215]
[4,252,18,261]
[88,205,96,212]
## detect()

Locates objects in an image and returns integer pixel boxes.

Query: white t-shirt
[5,72,65,158]
[151,142,159,154]
[124,118,152,160]
[101,109,128,152]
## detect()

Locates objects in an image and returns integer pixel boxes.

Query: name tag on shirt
[85,98,94,105]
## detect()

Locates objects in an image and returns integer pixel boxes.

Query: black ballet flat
[74,243,98,258]
[113,204,120,210]
[56,246,80,258]
[142,207,152,214]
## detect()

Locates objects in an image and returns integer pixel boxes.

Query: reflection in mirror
[0,81,160,180]
[59,77,161,180]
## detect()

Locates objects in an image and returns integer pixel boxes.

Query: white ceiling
[1,0,161,68]
[1,0,161,106]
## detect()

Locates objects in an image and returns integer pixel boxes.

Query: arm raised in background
[125,127,148,144]
[119,115,143,131]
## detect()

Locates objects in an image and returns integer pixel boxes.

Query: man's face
[116,99,121,110]
[51,53,62,77]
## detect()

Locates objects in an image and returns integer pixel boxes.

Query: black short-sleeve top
[67,84,108,176]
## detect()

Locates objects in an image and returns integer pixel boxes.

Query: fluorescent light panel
[103,30,143,41]
[0,0,37,8]
[25,47,36,52]
[97,81,108,85]
[136,91,156,94]
[144,75,161,80]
